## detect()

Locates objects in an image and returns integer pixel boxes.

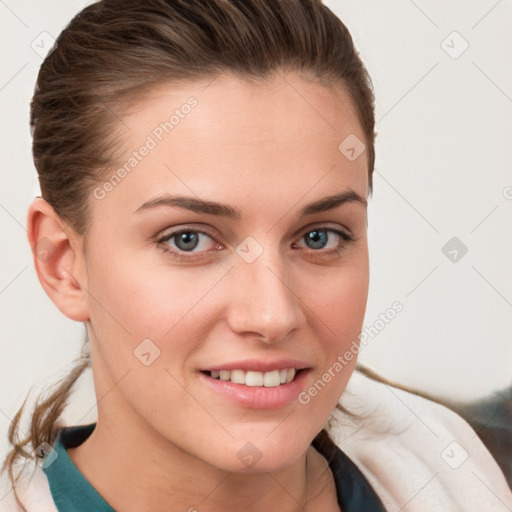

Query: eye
[296,228,352,251]
[158,228,220,257]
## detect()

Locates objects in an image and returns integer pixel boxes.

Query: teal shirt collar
[43,423,115,512]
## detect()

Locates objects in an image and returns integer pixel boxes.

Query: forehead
[92,72,368,218]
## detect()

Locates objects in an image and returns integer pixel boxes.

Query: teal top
[43,424,115,511]
[43,423,385,511]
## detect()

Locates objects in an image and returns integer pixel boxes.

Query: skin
[28,71,369,512]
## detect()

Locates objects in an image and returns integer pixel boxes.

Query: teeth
[246,371,263,387]
[208,368,297,386]
[230,369,246,384]
[263,370,280,387]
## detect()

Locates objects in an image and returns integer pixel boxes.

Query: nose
[225,249,306,343]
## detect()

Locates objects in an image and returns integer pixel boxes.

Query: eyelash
[156,225,354,261]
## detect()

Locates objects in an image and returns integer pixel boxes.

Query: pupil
[305,230,327,249]
[175,232,199,251]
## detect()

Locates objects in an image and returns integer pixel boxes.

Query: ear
[27,197,90,322]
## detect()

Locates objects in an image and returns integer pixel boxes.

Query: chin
[212,433,312,474]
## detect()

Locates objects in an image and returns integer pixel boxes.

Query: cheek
[87,248,203,333]
[85,248,229,375]
[299,257,369,405]
[307,256,369,340]
[323,271,368,320]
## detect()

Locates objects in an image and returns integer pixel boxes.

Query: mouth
[201,368,303,387]
[198,358,312,409]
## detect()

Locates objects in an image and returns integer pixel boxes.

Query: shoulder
[327,370,512,511]
[0,459,57,512]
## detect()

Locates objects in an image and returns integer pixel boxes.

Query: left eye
[297,229,347,251]
[162,230,217,252]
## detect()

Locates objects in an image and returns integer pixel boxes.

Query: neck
[67,421,330,511]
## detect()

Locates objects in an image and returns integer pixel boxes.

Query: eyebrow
[134,190,367,219]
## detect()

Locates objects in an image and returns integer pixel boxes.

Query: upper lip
[202,359,311,373]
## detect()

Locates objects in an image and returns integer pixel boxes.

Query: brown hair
[2,0,376,507]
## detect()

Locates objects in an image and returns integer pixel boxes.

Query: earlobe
[27,197,90,322]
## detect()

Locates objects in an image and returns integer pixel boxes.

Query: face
[80,72,369,473]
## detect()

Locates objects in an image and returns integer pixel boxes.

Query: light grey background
[1,0,511,462]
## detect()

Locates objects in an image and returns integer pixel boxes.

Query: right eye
[165,231,209,251]
[157,227,223,260]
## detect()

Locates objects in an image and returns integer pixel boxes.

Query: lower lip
[198,370,310,409]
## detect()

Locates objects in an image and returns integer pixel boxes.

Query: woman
[1,0,511,510]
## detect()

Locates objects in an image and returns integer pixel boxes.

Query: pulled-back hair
[2,0,375,507]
